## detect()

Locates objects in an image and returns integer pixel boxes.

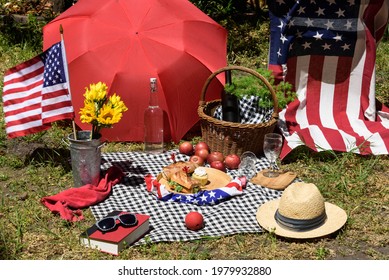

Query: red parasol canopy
[43,0,227,142]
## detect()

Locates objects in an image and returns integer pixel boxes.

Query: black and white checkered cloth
[214,96,274,124]
[90,150,283,245]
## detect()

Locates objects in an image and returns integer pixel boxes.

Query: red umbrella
[43,0,227,143]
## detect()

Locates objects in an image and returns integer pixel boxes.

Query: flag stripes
[268,0,389,158]
[2,42,74,138]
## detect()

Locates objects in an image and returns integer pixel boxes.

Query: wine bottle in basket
[144,78,164,153]
[222,70,241,122]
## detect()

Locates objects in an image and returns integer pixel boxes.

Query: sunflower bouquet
[79,82,128,139]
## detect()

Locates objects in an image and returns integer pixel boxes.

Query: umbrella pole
[60,25,77,140]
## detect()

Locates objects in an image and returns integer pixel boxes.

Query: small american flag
[2,41,74,138]
[267,0,389,158]
[145,175,245,206]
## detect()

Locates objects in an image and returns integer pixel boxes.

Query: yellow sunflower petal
[97,104,122,126]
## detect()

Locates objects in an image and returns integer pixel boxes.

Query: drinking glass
[263,133,283,178]
[237,151,257,180]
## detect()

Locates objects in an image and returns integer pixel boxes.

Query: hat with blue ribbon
[256,182,347,239]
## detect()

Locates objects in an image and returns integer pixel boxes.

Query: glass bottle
[144,78,164,153]
[221,70,241,122]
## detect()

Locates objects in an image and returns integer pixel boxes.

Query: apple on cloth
[194,141,209,152]
[207,151,224,164]
[210,160,226,172]
[224,154,241,169]
[185,211,204,231]
[178,141,194,155]
[189,155,205,166]
[195,148,209,160]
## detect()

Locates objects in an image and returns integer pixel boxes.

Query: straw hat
[256,182,347,239]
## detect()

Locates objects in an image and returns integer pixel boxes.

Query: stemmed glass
[263,133,283,178]
[237,151,257,180]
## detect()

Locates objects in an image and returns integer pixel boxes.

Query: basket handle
[199,65,279,118]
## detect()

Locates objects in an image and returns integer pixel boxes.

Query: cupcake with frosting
[192,167,208,186]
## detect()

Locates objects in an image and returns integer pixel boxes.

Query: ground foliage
[0,1,388,260]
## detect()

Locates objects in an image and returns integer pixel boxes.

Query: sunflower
[79,102,97,124]
[96,104,123,126]
[83,82,108,102]
[79,82,128,139]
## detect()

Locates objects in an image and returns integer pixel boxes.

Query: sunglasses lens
[96,218,116,231]
[119,214,137,226]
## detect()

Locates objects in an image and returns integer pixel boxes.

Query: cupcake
[192,167,208,186]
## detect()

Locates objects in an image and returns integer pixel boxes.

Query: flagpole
[60,24,77,140]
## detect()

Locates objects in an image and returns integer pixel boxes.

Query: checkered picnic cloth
[90,150,283,245]
[214,96,274,124]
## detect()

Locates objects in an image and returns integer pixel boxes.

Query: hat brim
[256,199,347,239]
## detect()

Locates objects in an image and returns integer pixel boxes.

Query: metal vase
[67,131,102,188]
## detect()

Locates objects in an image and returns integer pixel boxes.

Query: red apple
[224,154,241,169]
[210,160,226,172]
[178,141,194,155]
[185,211,204,231]
[207,151,224,164]
[195,148,209,160]
[194,141,209,152]
[189,155,205,166]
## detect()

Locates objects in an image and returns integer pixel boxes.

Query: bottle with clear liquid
[144,78,164,153]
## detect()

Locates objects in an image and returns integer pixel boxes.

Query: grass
[0,12,389,260]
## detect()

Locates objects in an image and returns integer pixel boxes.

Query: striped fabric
[2,41,74,138]
[267,0,389,158]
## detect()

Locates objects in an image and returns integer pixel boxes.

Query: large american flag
[267,0,389,158]
[2,41,74,138]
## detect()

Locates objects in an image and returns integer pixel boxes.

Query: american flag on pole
[2,41,74,138]
[267,0,389,158]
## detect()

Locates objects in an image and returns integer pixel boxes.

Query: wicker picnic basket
[197,65,279,156]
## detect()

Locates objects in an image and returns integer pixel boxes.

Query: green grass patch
[0,6,388,260]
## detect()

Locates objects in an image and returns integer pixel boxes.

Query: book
[79,210,150,255]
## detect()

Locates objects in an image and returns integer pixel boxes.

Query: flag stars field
[2,41,74,138]
[268,0,389,158]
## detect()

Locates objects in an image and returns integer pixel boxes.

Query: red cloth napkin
[41,166,124,222]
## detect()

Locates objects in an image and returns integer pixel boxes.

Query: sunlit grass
[0,11,388,260]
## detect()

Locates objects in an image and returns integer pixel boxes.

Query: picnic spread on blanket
[5,0,385,253]
[41,148,348,249]
[91,150,285,245]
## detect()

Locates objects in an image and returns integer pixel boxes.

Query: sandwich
[160,161,201,193]
[161,161,198,181]
[169,171,201,193]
